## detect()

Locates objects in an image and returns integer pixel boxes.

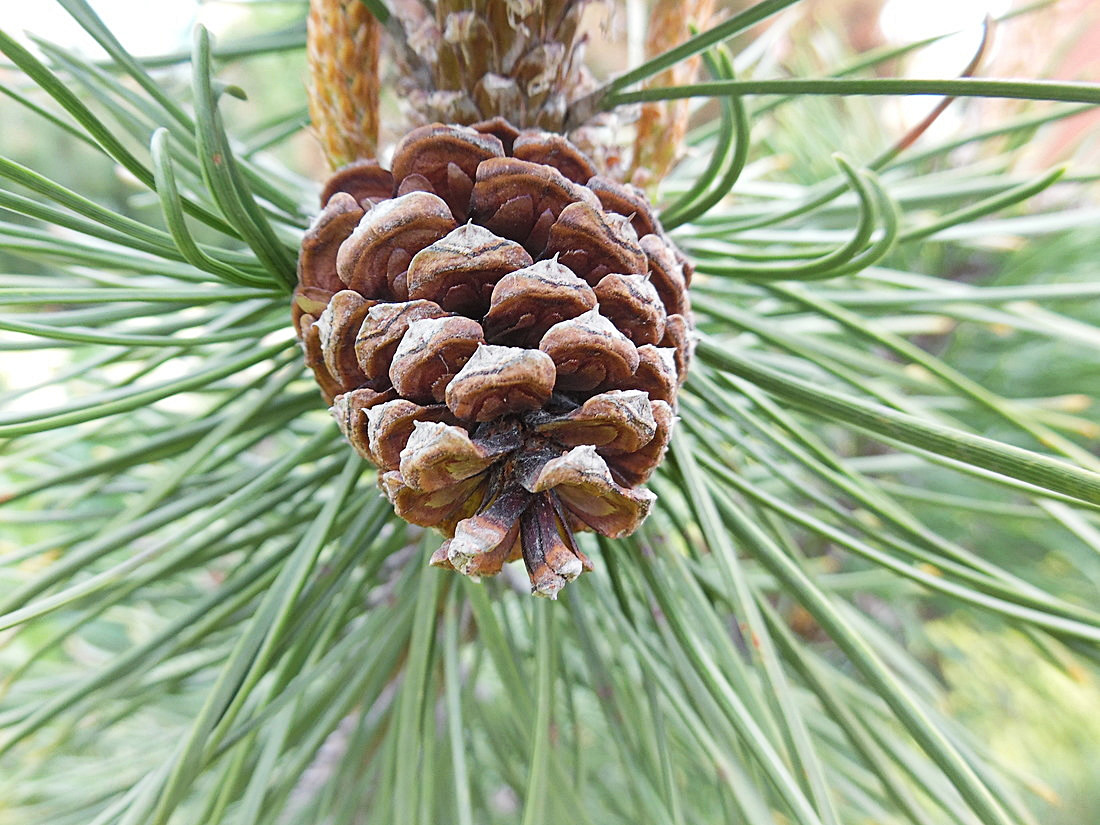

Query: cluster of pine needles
[1,1,1100,824]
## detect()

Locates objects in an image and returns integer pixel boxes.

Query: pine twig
[307,0,382,168]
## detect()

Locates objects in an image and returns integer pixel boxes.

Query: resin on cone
[294,121,694,597]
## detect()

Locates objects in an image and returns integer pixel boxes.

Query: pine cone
[388,0,599,131]
[294,122,694,597]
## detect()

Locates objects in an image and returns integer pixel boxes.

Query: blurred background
[1,1,1097,821]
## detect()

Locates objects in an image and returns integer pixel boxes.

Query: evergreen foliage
[1,2,1098,823]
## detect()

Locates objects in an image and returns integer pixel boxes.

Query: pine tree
[2,2,1099,824]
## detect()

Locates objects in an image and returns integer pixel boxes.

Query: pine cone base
[294,121,693,597]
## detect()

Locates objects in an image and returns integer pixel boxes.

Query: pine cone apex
[295,120,692,597]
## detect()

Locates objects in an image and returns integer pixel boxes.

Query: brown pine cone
[387,0,598,131]
[294,121,694,597]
